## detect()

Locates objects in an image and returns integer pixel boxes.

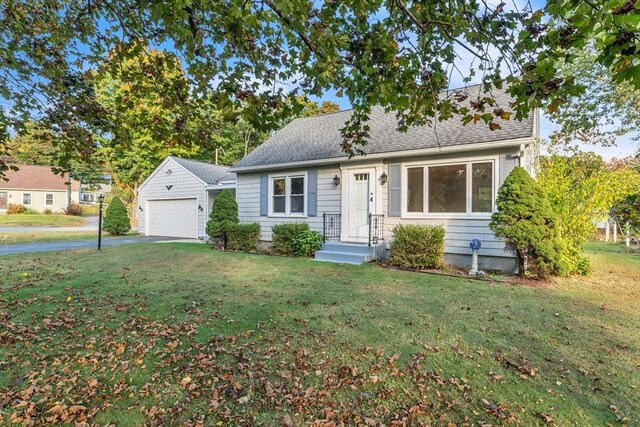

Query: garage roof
[169,157,236,184]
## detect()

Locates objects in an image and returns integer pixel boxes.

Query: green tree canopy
[537,152,640,248]
[1,0,638,174]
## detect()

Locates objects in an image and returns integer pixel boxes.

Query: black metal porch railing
[322,213,341,242]
[368,213,384,246]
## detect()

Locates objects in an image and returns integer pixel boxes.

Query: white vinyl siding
[138,158,208,238]
[238,166,341,241]
[385,147,523,258]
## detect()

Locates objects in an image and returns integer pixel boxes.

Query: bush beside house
[226,223,261,252]
[489,167,567,277]
[7,204,27,214]
[292,230,324,257]
[271,223,310,255]
[206,189,239,249]
[389,224,445,269]
[103,197,131,235]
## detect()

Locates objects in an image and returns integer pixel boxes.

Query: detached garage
[138,156,236,239]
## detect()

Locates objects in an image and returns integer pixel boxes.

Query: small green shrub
[63,203,84,216]
[389,224,445,269]
[271,223,309,255]
[293,230,323,257]
[226,223,261,252]
[103,197,131,235]
[7,204,26,214]
[206,189,239,249]
[24,207,39,214]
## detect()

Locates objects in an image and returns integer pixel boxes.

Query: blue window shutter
[260,174,268,216]
[307,170,318,216]
[388,164,401,217]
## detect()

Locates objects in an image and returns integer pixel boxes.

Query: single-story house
[138,156,236,239]
[0,164,80,213]
[230,87,537,272]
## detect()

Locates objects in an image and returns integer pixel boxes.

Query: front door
[347,169,374,241]
[0,192,7,210]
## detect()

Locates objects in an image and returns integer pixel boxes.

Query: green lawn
[0,243,638,426]
[0,231,96,245]
[0,214,87,227]
[0,231,139,245]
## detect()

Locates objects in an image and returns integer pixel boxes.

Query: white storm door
[348,170,373,240]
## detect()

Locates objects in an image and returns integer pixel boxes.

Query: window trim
[268,172,308,217]
[45,193,54,206]
[22,192,32,206]
[401,155,499,219]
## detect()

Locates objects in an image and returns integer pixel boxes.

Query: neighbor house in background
[138,156,236,239]
[79,176,113,204]
[231,86,538,272]
[0,164,80,213]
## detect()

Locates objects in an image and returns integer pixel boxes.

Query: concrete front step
[321,242,375,254]
[314,250,370,265]
[314,242,387,265]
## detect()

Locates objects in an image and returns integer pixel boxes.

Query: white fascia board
[230,138,534,173]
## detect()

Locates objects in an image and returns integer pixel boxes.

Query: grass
[0,231,96,245]
[0,214,87,227]
[79,204,100,216]
[0,242,638,426]
[0,231,138,245]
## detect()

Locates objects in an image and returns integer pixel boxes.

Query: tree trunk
[516,250,526,277]
[131,183,139,222]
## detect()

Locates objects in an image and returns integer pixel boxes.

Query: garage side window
[270,174,306,216]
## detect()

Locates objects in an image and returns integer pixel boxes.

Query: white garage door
[147,198,198,238]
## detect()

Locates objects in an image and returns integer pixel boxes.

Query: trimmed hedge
[271,223,309,255]
[226,223,261,252]
[389,224,445,269]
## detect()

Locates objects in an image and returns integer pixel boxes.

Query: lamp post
[97,194,105,250]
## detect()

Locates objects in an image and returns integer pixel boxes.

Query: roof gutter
[230,137,534,173]
[206,180,237,190]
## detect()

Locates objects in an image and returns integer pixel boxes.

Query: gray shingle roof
[233,86,535,170]
[170,157,236,184]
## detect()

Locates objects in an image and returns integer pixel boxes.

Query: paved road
[0,216,100,233]
[0,216,139,233]
[0,236,187,255]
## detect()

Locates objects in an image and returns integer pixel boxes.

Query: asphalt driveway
[0,236,193,255]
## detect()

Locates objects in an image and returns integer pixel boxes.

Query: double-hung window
[45,193,54,206]
[23,193,32,205]
[405,159,495,215]
[270,174,306,216]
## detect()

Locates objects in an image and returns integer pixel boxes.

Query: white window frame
[401,155,499,219]
[22,192,32,206]
[45,193,54,206]
[268,172,307,217]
